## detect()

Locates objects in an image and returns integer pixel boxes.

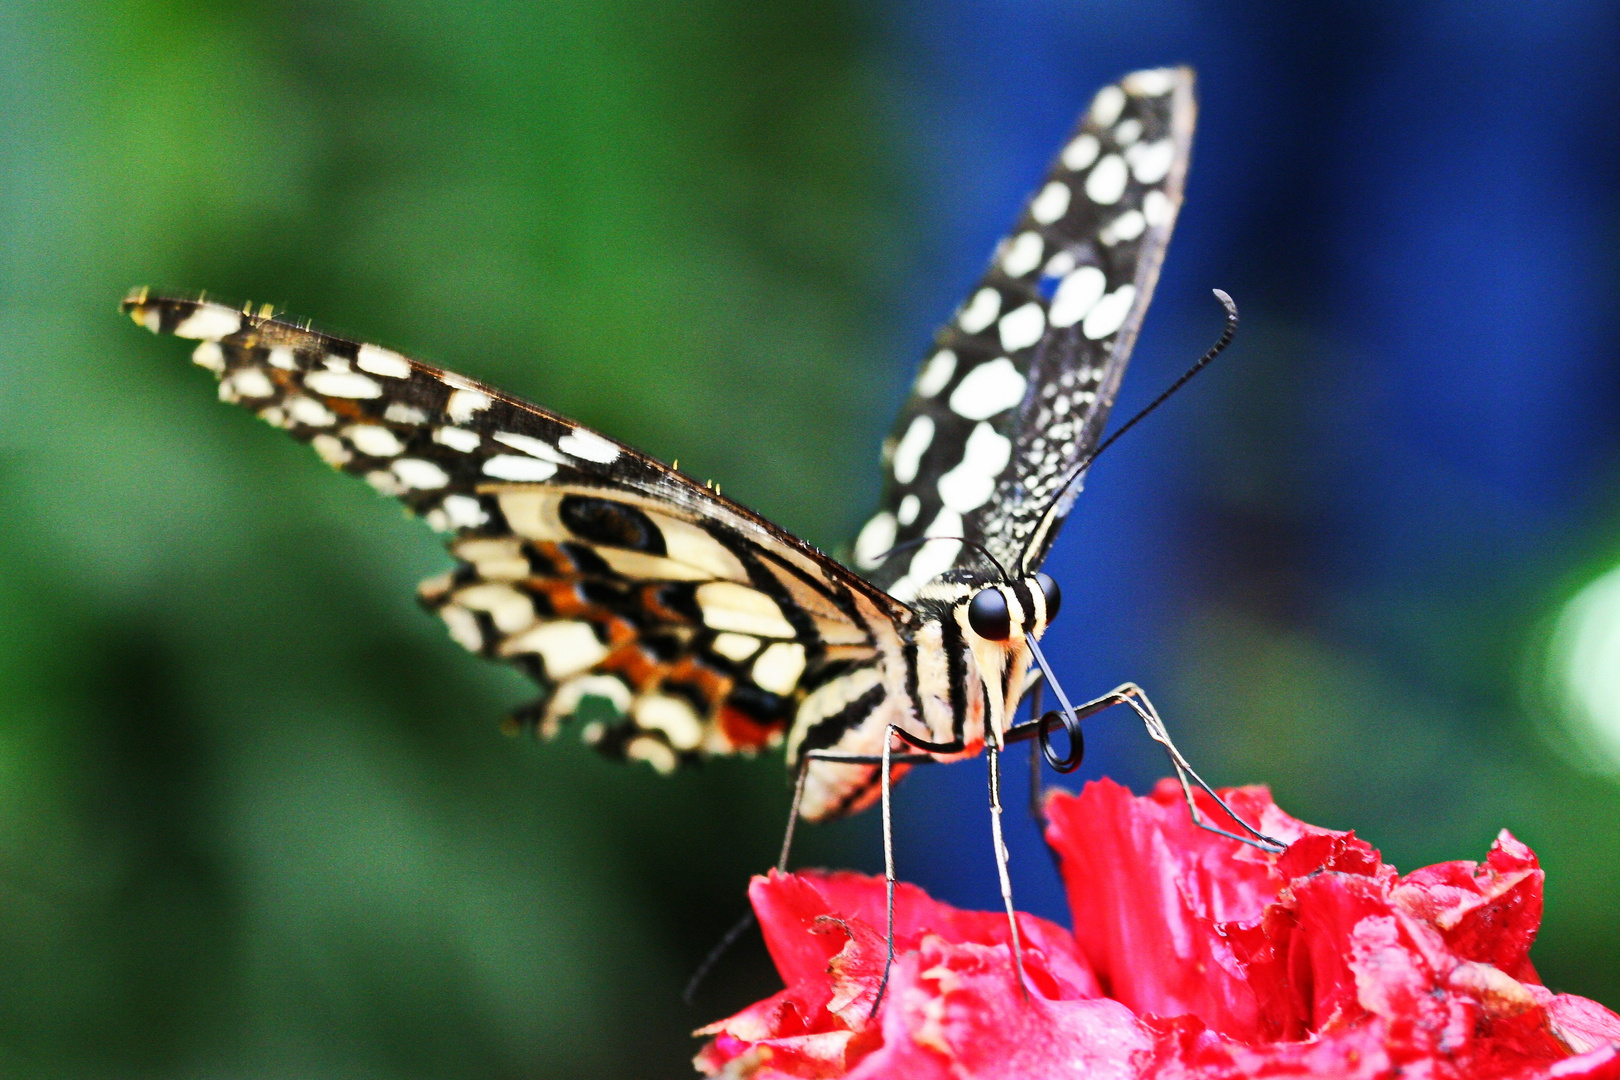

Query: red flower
[695,779,1620,1079]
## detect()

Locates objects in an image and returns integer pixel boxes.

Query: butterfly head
[948,571,1062,742]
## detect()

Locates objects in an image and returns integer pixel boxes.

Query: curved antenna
[869,534,1010,583]
[1016,289,1240,571]
[1088,288,1238,469]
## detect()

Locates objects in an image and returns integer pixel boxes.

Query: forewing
[853,68,1195,597]
[124,292,911,770]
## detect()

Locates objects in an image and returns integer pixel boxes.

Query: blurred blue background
[1,1,1617,1076]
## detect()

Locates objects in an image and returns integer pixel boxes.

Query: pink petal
[1046,778,1316,1039]
[845,937,1151,1080]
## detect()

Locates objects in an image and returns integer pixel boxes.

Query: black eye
[1036,572,1062,621]
[967,587,1011,641]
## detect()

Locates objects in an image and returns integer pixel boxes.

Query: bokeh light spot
[1548,562,1620,774]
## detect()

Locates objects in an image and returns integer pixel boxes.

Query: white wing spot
[892,415,935,484]
[1083,285,1138,340]
[384,402,427,424]
[948,357,1026,421]
[958,288,1001,334]
[1000,232,1044,278]
[551,674,633,718]
[1044,251,1077,279]
[854,511,898,569]
[268,347,297,370]
[447,388,491,422]
[191,342,225,373]
[441,493,488,528]
[438,605,484,652]
[710,632,761,662]
[1085,155,1129,206]
[557,428,620,464]
[634,695,704,751]
[228,368,276,398]
[483,455,559,481]
[356,345,412,379]
[1127,138,1176,185]
[392,458,449,490]
[1101,209,1146,246]
[1090,84,1127,127]
[1048,266,1108,328]
[936,423,1012,513]
[1113,118,1142,146]
[501,620,608,678]
[1143,190,1173,227]
[897,493,920,526]
[695,581,796,638]
[456,583,536,634]
[173,306,241,340]
[1061,133,1100,171]
[305,370,383,399]
[751,642,807,695]
[626,736,677,774]
[434,426,482,452]
[915,350,957,397]
[493,431,566,462]
[311,434,351,466]
[345,424,405,457]
[366,470,404,495]
[1124,68,1177,96]
[287,397,337,427]
[1030,181,1071,225]
[322,357,351,372]
[998,302,1046,353]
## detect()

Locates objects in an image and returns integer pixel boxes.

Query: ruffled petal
[700,782,1620,1080]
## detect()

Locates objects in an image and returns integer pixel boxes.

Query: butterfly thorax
[787,571,1056,820]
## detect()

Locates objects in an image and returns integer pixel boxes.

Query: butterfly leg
[789,733,936,1016]
[875,724,898,1017]
[1088,683,1284,852]
[986,743,1030,1000]
[680,755,838,1005]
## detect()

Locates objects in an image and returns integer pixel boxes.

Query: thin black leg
[870,725,898,1018]
[1077,683,1285,852]
[682,752,814,1004]
[987,744,1029,999]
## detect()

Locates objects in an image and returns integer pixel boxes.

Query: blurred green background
[1,1,1617,1077]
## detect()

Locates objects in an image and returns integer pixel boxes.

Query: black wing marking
[852,68,1195,597]
[124,291,911,770]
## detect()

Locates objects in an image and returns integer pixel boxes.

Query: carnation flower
[695,779,1620,1079]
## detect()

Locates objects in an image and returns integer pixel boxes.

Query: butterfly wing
[853,68,1195,597]
[124,292,913,773]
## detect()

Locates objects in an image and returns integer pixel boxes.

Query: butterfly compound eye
[968,587,1011,641]
[1036,572,1062,622]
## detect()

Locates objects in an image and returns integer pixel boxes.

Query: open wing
[852,67,1195,597]
[124,291,912,772]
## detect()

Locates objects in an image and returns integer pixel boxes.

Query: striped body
[122,68,1192,822]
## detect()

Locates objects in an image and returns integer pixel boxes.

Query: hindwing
[123,292,911,771]
[853,67,1195,597]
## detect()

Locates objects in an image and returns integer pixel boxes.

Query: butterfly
[125,69,1276,984]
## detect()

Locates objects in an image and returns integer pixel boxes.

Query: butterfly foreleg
[986,744,1030,1000]
[1086,683,1284,852]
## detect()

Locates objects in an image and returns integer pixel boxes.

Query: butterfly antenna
[1083,288,1238,470]
[870,535,1010,582]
